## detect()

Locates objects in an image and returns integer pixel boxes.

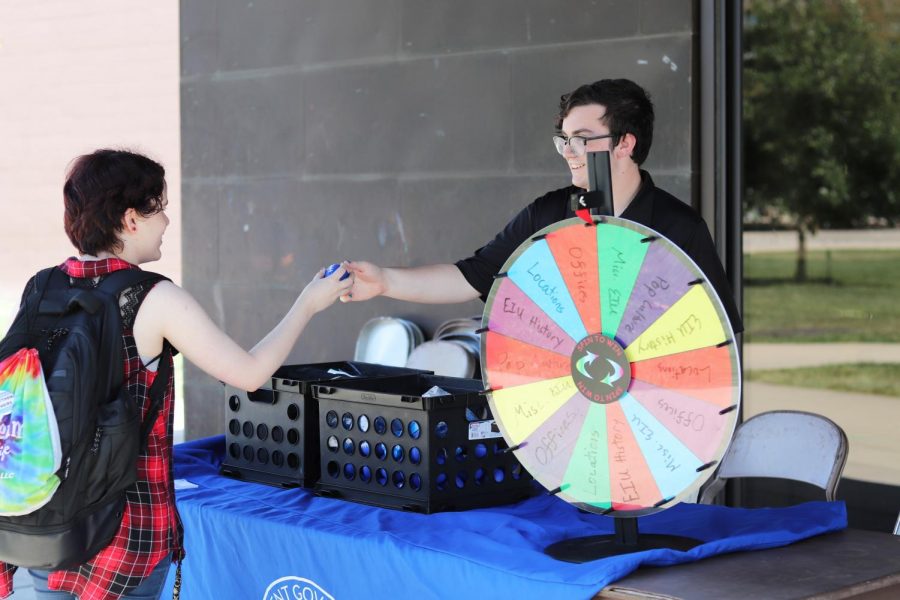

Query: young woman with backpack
[0,149,353,599]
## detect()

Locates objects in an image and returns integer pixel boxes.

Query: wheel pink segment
[487,278,577,356]
[481,217,741,515]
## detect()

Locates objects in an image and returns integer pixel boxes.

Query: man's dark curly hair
[556,79,655,165]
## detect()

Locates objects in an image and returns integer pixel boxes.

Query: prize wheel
[481,216,741,516]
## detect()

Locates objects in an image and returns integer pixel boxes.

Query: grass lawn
[744,249,900,342]
[746,363,900,397]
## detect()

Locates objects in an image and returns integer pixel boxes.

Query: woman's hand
[299,261,354,314]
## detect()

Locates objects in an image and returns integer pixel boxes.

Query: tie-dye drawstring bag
[0,347,62,516]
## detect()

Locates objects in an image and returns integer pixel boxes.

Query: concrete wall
[180,0,697,438]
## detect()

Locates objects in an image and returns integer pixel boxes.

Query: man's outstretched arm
[344,261,480,304]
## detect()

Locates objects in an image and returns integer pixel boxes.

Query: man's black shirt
[455,171,743,333]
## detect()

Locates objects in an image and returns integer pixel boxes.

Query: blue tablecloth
[167,436,846,600]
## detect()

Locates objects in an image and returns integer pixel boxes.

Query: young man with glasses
[344,78,742,332]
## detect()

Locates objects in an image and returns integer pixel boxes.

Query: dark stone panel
[179,1,704,415]
[187,280,361,365]
[525,0,639,45]
[510,35,693,174]
[391,174,569,335]
[399,0,638,55]
[181,0,218,78]
[639,0,694,35]
[399,0,528,54]
[181,73,303,178]
[303,53,512,174]
[217,0,401,72]
[183,375,226,440]
[216,177,407,286]
[181,181,221,282]
[181,81,218,177]
[186,281,311,355]
[397,174,567,266]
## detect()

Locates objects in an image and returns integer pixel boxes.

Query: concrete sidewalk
[743,342,900,488]
[744,228,900,253]
[744,343,900,370]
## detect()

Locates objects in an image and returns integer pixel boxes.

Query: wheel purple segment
[513,392,590,491]
[615,242,695,347]
[487,278,577,356]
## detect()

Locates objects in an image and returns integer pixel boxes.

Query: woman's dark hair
[63,149,166,255]
[556,79,655,165]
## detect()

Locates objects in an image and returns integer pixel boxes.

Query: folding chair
[699,410,848,504]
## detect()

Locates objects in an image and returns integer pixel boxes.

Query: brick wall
[0,0,181,319]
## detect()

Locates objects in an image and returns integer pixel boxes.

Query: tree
[744,0,900,281]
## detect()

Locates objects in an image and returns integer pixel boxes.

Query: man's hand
[343,260,387,302]
[342,261,480,304]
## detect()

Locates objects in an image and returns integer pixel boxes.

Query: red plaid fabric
[0,258,183,600]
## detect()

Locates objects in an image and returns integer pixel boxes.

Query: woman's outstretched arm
[133,264,353,391]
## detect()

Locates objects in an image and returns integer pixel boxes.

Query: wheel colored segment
[624,284,728,363]
[507,240,587,342]
[484,331,570,389]
[546,224,602,334]
[631,345,738,409]
[616,241,696,346]
[487,279,577,355]
[489,376,577,443]
[619,392,703,501]
[606,402,663,510]
[560,402,611,508]
[513,392,591,492]
[628,379,731,463]
[596,222,649,339]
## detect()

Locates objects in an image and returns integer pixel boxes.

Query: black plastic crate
[313,374,534,513]
[221,362,429,488]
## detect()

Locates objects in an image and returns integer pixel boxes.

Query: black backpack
[0,266,172,570]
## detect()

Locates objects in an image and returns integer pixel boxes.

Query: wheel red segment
[631,345,737,408]
[484,331,570,389]
[606,402,663,510]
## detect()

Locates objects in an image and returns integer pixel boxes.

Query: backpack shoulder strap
[95,269,175,452]
[141,341,174,452]
[96,268,170,296]
[24,267,63,321]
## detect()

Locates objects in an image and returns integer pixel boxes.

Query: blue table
[165,436,846,600]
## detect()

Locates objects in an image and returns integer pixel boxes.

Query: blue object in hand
[323,263,350,280]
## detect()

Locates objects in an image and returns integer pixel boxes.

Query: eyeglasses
[552,133,615,156]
